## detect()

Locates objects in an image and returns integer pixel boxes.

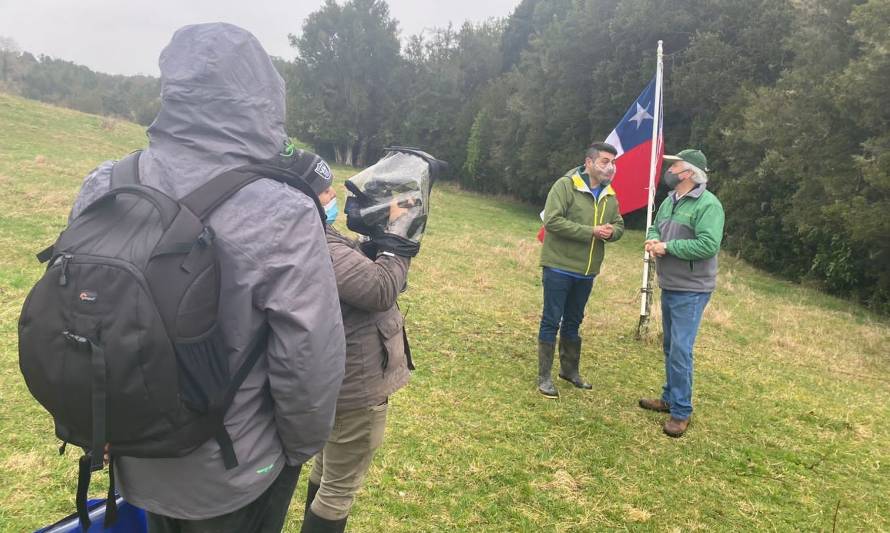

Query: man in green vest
[639,149,724,437]
[537,142,625,398]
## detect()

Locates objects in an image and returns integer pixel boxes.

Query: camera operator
[289,149,437,533]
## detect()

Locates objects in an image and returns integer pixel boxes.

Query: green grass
[2,92,889,532]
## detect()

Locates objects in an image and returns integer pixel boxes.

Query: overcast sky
[0,0,520,76]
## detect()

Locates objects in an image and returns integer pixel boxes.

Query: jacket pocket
[376,314,404,371]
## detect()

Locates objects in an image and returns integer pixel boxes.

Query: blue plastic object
[35,496,147,533]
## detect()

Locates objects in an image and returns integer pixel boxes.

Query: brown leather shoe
[663,417,689,438]
[638,398,670,413]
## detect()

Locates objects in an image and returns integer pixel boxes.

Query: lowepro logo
[78,290,97,303]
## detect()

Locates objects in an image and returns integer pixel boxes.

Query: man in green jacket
[639,149,724,437]
[537,142,625,398]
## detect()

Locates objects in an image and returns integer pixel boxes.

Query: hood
[141,23,287,198]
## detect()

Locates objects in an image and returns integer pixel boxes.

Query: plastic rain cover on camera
[344,150,435,244]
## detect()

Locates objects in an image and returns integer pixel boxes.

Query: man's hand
[645,240,668,257]
[593,224,614,240]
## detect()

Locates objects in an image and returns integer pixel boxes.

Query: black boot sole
[558,375,592,389]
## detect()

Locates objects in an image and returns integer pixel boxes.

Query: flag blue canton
[612,78,658,153]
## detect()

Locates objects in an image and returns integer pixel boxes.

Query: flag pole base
[635,313,651,340]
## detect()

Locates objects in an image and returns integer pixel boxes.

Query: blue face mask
[324,198,338,224]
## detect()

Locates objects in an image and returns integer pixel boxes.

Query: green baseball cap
[663,149,709,172]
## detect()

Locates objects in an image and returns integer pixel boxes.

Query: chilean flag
[605,77,664,215]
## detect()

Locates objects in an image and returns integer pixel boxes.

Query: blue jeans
[538,268,594,344]
[660,290,711,420]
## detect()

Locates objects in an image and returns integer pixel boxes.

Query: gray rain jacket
[67,23,345,519]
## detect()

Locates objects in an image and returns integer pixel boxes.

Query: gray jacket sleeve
[69,161,114,221]
[328,241,410,313]
[258,203,346,465]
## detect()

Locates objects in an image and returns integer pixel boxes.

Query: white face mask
[590,159,616,186]
[596,161,616,178]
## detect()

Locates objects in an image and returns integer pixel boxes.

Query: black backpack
[18,151,324,530]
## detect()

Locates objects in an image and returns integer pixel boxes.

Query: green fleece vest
[540,167,625,276]
[646,184,724,292]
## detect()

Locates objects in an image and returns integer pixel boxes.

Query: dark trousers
[147,465,300,533]
[538,267,594,344]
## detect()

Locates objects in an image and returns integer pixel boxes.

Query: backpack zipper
[54,253,153,297]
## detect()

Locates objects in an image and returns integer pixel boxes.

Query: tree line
[0,37,160,126]
[285,0,890,314]
[2,0,888,312]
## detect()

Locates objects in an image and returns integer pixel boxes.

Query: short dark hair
[586,142,618,159]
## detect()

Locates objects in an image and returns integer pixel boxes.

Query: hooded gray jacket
[67,23,345,519]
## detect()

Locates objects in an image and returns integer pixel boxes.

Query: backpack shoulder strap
[215,323,270,469]
[180,164,326,223]
[110,151,142,188]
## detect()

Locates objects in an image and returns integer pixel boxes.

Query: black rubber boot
[304,481,320,518]
[301,508,348,533]
[537,341,559,398]
[558,337,592,389]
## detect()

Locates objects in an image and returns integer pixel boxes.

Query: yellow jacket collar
[571,173,615,197]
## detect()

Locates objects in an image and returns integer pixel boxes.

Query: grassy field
[1,92,889,532]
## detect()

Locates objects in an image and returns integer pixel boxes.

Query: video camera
[344,147,446,257]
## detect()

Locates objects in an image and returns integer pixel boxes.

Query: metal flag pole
[636,40,664,339]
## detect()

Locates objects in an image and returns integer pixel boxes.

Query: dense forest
[2,0,888,312]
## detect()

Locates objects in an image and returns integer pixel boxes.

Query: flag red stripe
[611,139,664,215]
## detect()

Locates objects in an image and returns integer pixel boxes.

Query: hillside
[1,92,889,531]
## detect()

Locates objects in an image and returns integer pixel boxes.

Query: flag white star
[629,102,653,129]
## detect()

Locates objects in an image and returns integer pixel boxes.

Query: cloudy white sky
[0,0,520,76]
